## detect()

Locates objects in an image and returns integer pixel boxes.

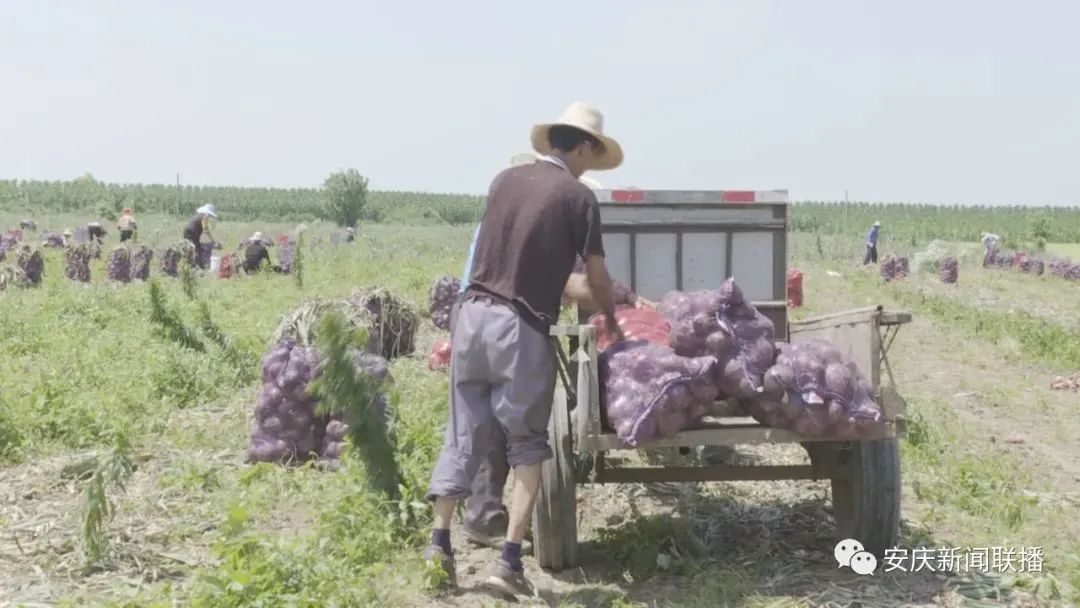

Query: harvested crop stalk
[347,288,419,360]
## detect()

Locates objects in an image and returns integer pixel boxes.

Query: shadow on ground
[529,486,1008,607]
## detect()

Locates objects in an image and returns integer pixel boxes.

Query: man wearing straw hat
[426,102,625,597]
[448,152,600,558]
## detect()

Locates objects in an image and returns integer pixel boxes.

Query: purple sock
[501,541,523,571]
[432,529,452,555]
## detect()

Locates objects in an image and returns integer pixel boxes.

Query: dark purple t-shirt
[467,161,605,330]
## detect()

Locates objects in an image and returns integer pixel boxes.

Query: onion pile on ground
[247,340,322,463]
[65,244,92,283]
[161,242,196,277]
[248,299,396,466]
[277,242,295,274]
[939,257,958,284]
[130,245,153,281]
[428,276,461,331]
[107,247,132,283]
[14,245,43,286]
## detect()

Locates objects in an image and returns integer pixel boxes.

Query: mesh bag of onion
[744,338,884,440]
[427,275,461,331]
[658,278,776,400]
[599,341,719,446]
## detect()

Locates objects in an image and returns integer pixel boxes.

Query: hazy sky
[2,1,1078,206]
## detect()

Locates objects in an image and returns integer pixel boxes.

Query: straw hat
[196,204,218,218]
[873,221,881,227]
[530,102,623,171]
[251,231,264,243]
[62,229,73,237]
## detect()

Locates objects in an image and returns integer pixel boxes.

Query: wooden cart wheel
[532,386,578,571]
[829,438,901,558]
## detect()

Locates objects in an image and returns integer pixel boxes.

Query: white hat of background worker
[196,204,218,218]
[512,151,602,189]
[530,102,624,171]
[250,231,264,243]
[873,221,881,227]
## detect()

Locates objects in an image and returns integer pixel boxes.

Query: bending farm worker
[183,204,217,267]
[425,102,625,599]
[242,231,274,273]
[86,221,107,244]
[863,220,881,265]
[117,208,137,242]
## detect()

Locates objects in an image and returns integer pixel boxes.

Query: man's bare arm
[584,254,623,340]
[563,273,597,312]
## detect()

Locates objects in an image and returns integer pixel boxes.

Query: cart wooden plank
[592,464,851,483]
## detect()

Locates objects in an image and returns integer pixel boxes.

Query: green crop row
[3,177,1080,242]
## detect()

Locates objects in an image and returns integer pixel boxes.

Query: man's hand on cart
[583,255,625,343]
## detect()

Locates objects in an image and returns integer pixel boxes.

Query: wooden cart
[532,190,912,572]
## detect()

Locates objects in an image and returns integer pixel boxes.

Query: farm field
[1,216,1080,607]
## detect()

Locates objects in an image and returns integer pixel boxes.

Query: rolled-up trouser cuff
[426,445,476,502]
[507,441,553,468]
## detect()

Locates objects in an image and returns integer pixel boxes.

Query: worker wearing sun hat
[980,232,1001,266]
[425,102,624,597]
[182,204,217,267]
[61,228,74,247]
[242,231,273,273]
[863,220,881,265]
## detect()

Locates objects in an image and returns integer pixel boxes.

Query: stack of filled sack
[591,278,886,447]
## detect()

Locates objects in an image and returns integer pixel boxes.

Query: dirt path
[803,263,1080,493]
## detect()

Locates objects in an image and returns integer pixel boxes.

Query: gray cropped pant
[428,297,555,509]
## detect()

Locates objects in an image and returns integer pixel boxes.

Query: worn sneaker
[422,545,456,589]
[463,526,534,554]
[482,558,535,599]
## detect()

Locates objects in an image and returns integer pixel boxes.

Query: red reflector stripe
[611,190,645,203]
[722,191,755,203]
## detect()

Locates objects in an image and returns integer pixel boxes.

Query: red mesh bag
[427,339,452,370]
[589,306,671,352]
[786,269,803,308]
[218,252,238,278]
